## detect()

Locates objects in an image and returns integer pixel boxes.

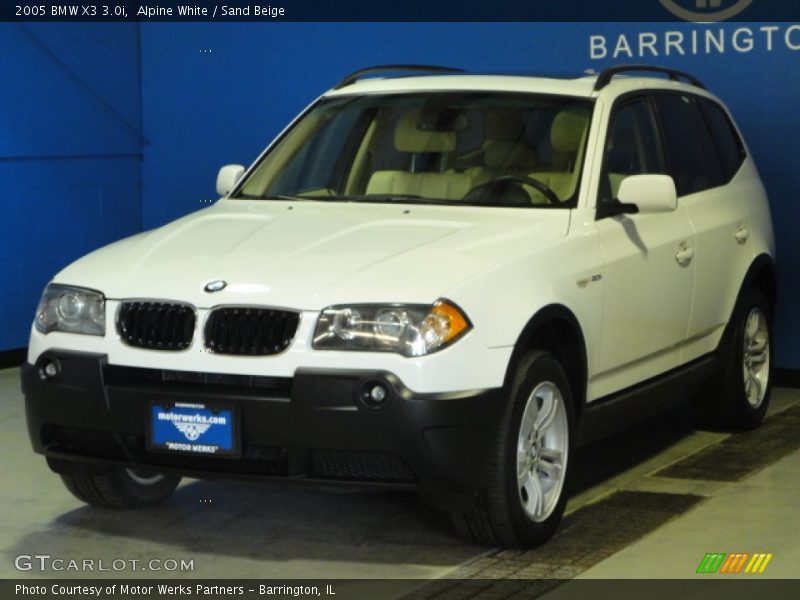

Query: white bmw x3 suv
[23,65,776,547]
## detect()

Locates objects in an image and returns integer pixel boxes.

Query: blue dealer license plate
[148,403,237,457]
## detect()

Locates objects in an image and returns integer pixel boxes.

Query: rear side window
[699,98,746,182]
[653,94,724,197]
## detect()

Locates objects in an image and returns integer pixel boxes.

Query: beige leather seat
[528,106,591,201]
[475,141,539,184]
[366,111,472,200]
[367,170,472,199]
[467,110,538,185]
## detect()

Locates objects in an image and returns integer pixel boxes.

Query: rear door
[651,94,752,362]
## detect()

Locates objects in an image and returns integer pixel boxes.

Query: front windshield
[234,92,593,208]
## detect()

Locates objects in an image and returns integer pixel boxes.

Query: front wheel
[452,351,574,547]
[61,466,181,509]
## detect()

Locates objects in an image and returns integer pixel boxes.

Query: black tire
[705,288,773,431]
[451,351,575,547]
[61,466,181,509]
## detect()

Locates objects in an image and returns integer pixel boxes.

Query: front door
[593,95,695,398]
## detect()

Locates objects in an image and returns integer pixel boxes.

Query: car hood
[56,200,570,309]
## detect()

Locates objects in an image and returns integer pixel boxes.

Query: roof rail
[594,65,705,91]
[334,64,465,90]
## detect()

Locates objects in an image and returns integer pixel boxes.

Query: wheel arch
[505,304,589,423]
[737,254,778,319]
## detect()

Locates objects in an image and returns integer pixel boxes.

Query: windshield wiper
[271,194,317,201]
[236,193,455,205]
[327,194,455,206]
[233,193,319,201]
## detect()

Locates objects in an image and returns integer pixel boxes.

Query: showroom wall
[0,23,144,351]
[139,22,800,369]
[2,22,798,370]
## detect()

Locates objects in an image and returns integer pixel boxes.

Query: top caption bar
[1,0,800,22]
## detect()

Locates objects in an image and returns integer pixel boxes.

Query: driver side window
[598,98,666,210]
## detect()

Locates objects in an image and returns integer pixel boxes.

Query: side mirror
[617,174,678,214]
[216,164,246,197]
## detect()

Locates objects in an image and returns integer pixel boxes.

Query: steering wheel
[463,175,560,206]
[494,176,560,205]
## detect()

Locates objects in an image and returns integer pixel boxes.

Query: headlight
[35,284,106,336]
[313,300,471,357]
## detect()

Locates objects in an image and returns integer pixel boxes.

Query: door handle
[735,225,750,245]
[675,244,694,267]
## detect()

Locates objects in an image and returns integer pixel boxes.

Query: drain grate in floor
[655,404,800,482]
[405,490,702,599]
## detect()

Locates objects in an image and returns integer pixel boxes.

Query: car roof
[323,65,709,100]
[325,74,601,98]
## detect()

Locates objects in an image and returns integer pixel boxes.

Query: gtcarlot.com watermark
[14,554,194,573]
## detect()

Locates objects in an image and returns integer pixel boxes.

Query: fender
[736,254,778,314]
[505,304,589,419]
[720,254,778,347]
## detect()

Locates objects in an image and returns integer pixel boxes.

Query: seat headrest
[394,110,457,153]
[484,141,538,169]
[551,106,591,153]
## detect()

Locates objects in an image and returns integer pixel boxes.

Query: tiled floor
[577,428,800,578]
[573,388,800,579]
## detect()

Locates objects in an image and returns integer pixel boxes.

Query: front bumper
[22,351,506,508]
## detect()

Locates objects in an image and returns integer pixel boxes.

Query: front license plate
[148,402,237,457]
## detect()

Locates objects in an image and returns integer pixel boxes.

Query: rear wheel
[452,351,574,547]
[706,288,773,430]
[61,466,181,509]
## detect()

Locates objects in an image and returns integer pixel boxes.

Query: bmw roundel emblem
[204,280,227,293]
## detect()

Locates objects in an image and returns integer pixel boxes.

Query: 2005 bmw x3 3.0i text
[22,64,776,547]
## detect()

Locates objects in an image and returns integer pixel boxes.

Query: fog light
[359,380,392,409]
[370,385,388,403]
[39,360,59,380]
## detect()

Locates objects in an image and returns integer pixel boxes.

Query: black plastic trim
[576,354,717,446]
[22,352,506,505]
